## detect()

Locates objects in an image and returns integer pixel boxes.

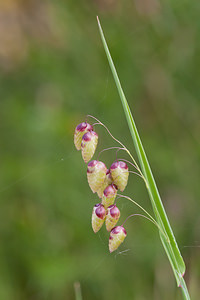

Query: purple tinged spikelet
[105,204,120,232]
[109,226,127,253]
[81,131,98,163]
[92,203,106,233]
[87,160,107,193]
[110,161,129,192]
[74,122,93,150]
[102,184,117,209]
[96,169,112,198]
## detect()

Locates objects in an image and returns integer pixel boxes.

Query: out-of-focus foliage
[0,0,199,299]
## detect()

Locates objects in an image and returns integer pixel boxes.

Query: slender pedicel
[87,115,147,185]
[117,170,143,180]
[116,158,139,172]
[87,115,126,149]
[116,194,155,223]
[109,213,167,253]
[97,147,126,161]
[117,194,169,242]
[122,213,159,227]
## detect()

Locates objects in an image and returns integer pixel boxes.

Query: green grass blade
[97,16,190,299]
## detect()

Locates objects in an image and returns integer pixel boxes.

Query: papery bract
[109,225,127,253]
[92,203,106,233]
[81,131,98,163]
[106,204,120,232]
[102,184,117,209]
[87,160,107,193]
[97,169,112,198]
[74,122,93,150]
[110,161,129,191]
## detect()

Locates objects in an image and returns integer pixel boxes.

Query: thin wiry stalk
[87,114,147,184]
[117,158,140,172]
[117,194,168,241]
[121,213,163,231]
[97,147,125,160]
[128,170,145,180]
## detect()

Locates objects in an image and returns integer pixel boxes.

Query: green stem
[180,278,190,300]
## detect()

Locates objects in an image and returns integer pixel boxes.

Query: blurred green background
[0,0,199,299]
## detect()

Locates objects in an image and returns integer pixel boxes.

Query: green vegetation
[0,1,199,299]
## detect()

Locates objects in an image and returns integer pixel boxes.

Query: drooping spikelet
[87,160,107,193]
[74,122,93,150]
[101,184,117,209]
[105,204,120,232]
[110,161,129,192]
[109,226,127,253]
[92,203,106,233]
[96,169,112,199]
[81,131,98,163]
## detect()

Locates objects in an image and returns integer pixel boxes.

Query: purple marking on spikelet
[76,122,93,132]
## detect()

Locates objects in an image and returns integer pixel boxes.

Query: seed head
[101,184,117,209]
[87,160,107,193]
[110,161,129,191]
[92,203,106,233]
[81,131,98,163]
[96,169,112,199]
[109,225,127,253]
[74,122,93,150]
[105,204,120,232]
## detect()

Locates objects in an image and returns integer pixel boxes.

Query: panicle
[74,118,133,253]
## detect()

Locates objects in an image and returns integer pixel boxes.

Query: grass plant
[97,16,191,300]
